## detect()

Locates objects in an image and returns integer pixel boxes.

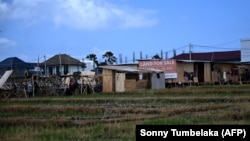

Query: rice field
[1,84,250,141]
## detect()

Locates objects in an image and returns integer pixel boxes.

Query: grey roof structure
[0,57,35,69]
[172,50,241,62]
[42,54,83,66]
[98,65,164,73]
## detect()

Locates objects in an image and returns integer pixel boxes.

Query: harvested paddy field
[1,85,250,141]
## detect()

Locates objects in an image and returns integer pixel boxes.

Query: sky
[0,0,250,63]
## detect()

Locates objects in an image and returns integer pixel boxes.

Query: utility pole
[189,43,193,60]
[59,53,62,75]
[173,49,176,57]
[165,52,168,59]
[37,56,39,76]
[44,55,47,77]
[133,52,135,62]
[119,54,122,64]
[161,50,163,59]
[34,56,39,97]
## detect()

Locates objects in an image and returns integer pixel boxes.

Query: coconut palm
[102,51,117,65]
[86,53,98,68]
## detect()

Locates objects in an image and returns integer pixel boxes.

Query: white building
[42,54,84,76]
[241,38,250,62]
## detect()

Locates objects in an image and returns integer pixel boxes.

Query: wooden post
[32,75,35,97]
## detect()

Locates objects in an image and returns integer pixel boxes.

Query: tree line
[86,51,117,67]
[86,51,163,67]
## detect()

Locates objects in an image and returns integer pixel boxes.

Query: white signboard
[241,39,250,62]
[138,59,177,78]
[165,73,178,79]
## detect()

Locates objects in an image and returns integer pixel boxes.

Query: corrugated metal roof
[177,60,242,64]
[176,60,212,63]
[172,50,241,62]
[98,66,137,72]
[98,65,164,73]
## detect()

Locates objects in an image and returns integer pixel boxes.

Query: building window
[56,66,60,75]
[49,67,53,75]
[64,65,68,74]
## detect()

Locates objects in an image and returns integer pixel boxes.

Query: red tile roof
[172,50,240,61]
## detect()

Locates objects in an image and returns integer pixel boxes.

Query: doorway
[194,62,204,82]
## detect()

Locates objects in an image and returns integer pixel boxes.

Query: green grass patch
[1,84,250,140]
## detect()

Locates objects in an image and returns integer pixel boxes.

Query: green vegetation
[1,84,250,141]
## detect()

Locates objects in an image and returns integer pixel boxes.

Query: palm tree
[102,51,117,65]
[86,53,98,68]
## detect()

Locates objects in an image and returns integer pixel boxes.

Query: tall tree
[102,51,117,65]
[86,53,98,68]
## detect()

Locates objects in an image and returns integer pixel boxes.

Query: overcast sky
[1,0,250,63]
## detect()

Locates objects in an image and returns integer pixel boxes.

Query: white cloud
[54,0,158,30]
[0,0,10,21]
[0,37,15,47]
[0,0,158,30]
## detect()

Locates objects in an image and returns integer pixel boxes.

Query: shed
[98,65,165,93]
[171,50,250,85]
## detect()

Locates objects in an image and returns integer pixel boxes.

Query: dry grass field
[1,84,250,141]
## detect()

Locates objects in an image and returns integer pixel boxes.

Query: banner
[138,59,177,78]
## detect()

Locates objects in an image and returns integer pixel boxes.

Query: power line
[193,45,239,50]
[208,39,240,47]
[192,39,240,50]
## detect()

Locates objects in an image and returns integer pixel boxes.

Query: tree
[98,61,108,66]
[86,53,98,67]
[152,54,162,59]
[102,51,117,65]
